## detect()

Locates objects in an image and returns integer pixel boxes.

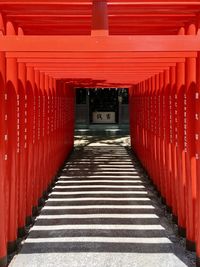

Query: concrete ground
[9,135,195,267]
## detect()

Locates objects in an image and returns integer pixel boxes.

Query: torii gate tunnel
[1,0,200,266]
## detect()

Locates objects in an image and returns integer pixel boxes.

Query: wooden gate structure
[1,1,200,266]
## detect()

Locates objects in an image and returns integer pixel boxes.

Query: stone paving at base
[9,138,195,267]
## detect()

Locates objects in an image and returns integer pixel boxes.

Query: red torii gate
[1,1,200,267]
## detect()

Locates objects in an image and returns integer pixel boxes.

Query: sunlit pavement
[74,135,130,147]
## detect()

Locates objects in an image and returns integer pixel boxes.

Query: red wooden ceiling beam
[45,73,161,83]
[1,35,200,52]
[0,1,199,4]
[17,57,185,63]
[35,69,169,73]
[45,72,162,79]
[0,1,92,4]
[5,14,194,18]
[25,62,176,67]
[39,69,166,73]
[7,51,197,58]
[17,22,184,27]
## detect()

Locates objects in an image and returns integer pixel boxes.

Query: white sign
[93,112,115,124]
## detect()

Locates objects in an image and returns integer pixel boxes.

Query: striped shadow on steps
[9,146,192,267]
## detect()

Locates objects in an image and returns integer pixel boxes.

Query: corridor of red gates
[1,0,200,267]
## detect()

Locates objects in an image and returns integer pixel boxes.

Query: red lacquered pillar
[196,50,200,267]
[62,82,66,156]
[176,51,187,237]
[137,84,140,157]
[138,84,142,158]
[143,81,147,170]
[154,75,160,191]
[39,72,46,201]
[54,79,59,167]
[48,76,53,186]
[44,74,50,192]
[140,83,144,160]
[141,81,146,167]
[0,14,7,267]
[17,42,27,237]
[60,81,66,163]
[56,80,61,165]
[145,80,150,174]
[134,84,138,154]
[185,24,197,251]
[137,84,140,156]
[135,84,138,154]
[49,77,53,176]
[63,82,66,158]
[149,78,154,180]
[6,21,19,253]
[141,82,144,160]
[156,74,162,192]
[137,84,140,155]
[45,74,53,190]
[54,79,59,170]
[163,69,172,212]
[34,70,40,209]
[155,74,161,193]
[26,66,35,224]
[159,72,166,201]
[152,76,158,186]
[134,85,138,155]
[51,78,57,174]
[169,66,178,222]
[69,85,75,150]
[49,77,55,174]
[51,77,57,177]
[61,81,66,160]
[129,86,134,149]
[55,79,60,167]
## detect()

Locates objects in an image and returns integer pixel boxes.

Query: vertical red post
[163,69,172,212]
[37,71,43,204]
[146,79,151,175]
[43,74,49,193]
[185,23,197,251]
[51,77,56,177]
[155,74,161,193]
[149,78,154,180]
[176,47,186,236]
[48,76,54,182]
[129,86,134,149]
[159,72,166,201]
[26,66,35,224]
[141,81,146,167]
[0,13,7,267]
[169,66,178,222]
[196,49,200,267]
[6,21,19,253]
[143,81,148,170]
[152,76,158,187]
[17,28,27,237]
[34,69,40,210]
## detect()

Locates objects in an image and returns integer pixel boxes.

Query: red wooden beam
[7,51,196,58]
[1,35,200,52]
[17,58,185,63]
[26,62,176,67]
